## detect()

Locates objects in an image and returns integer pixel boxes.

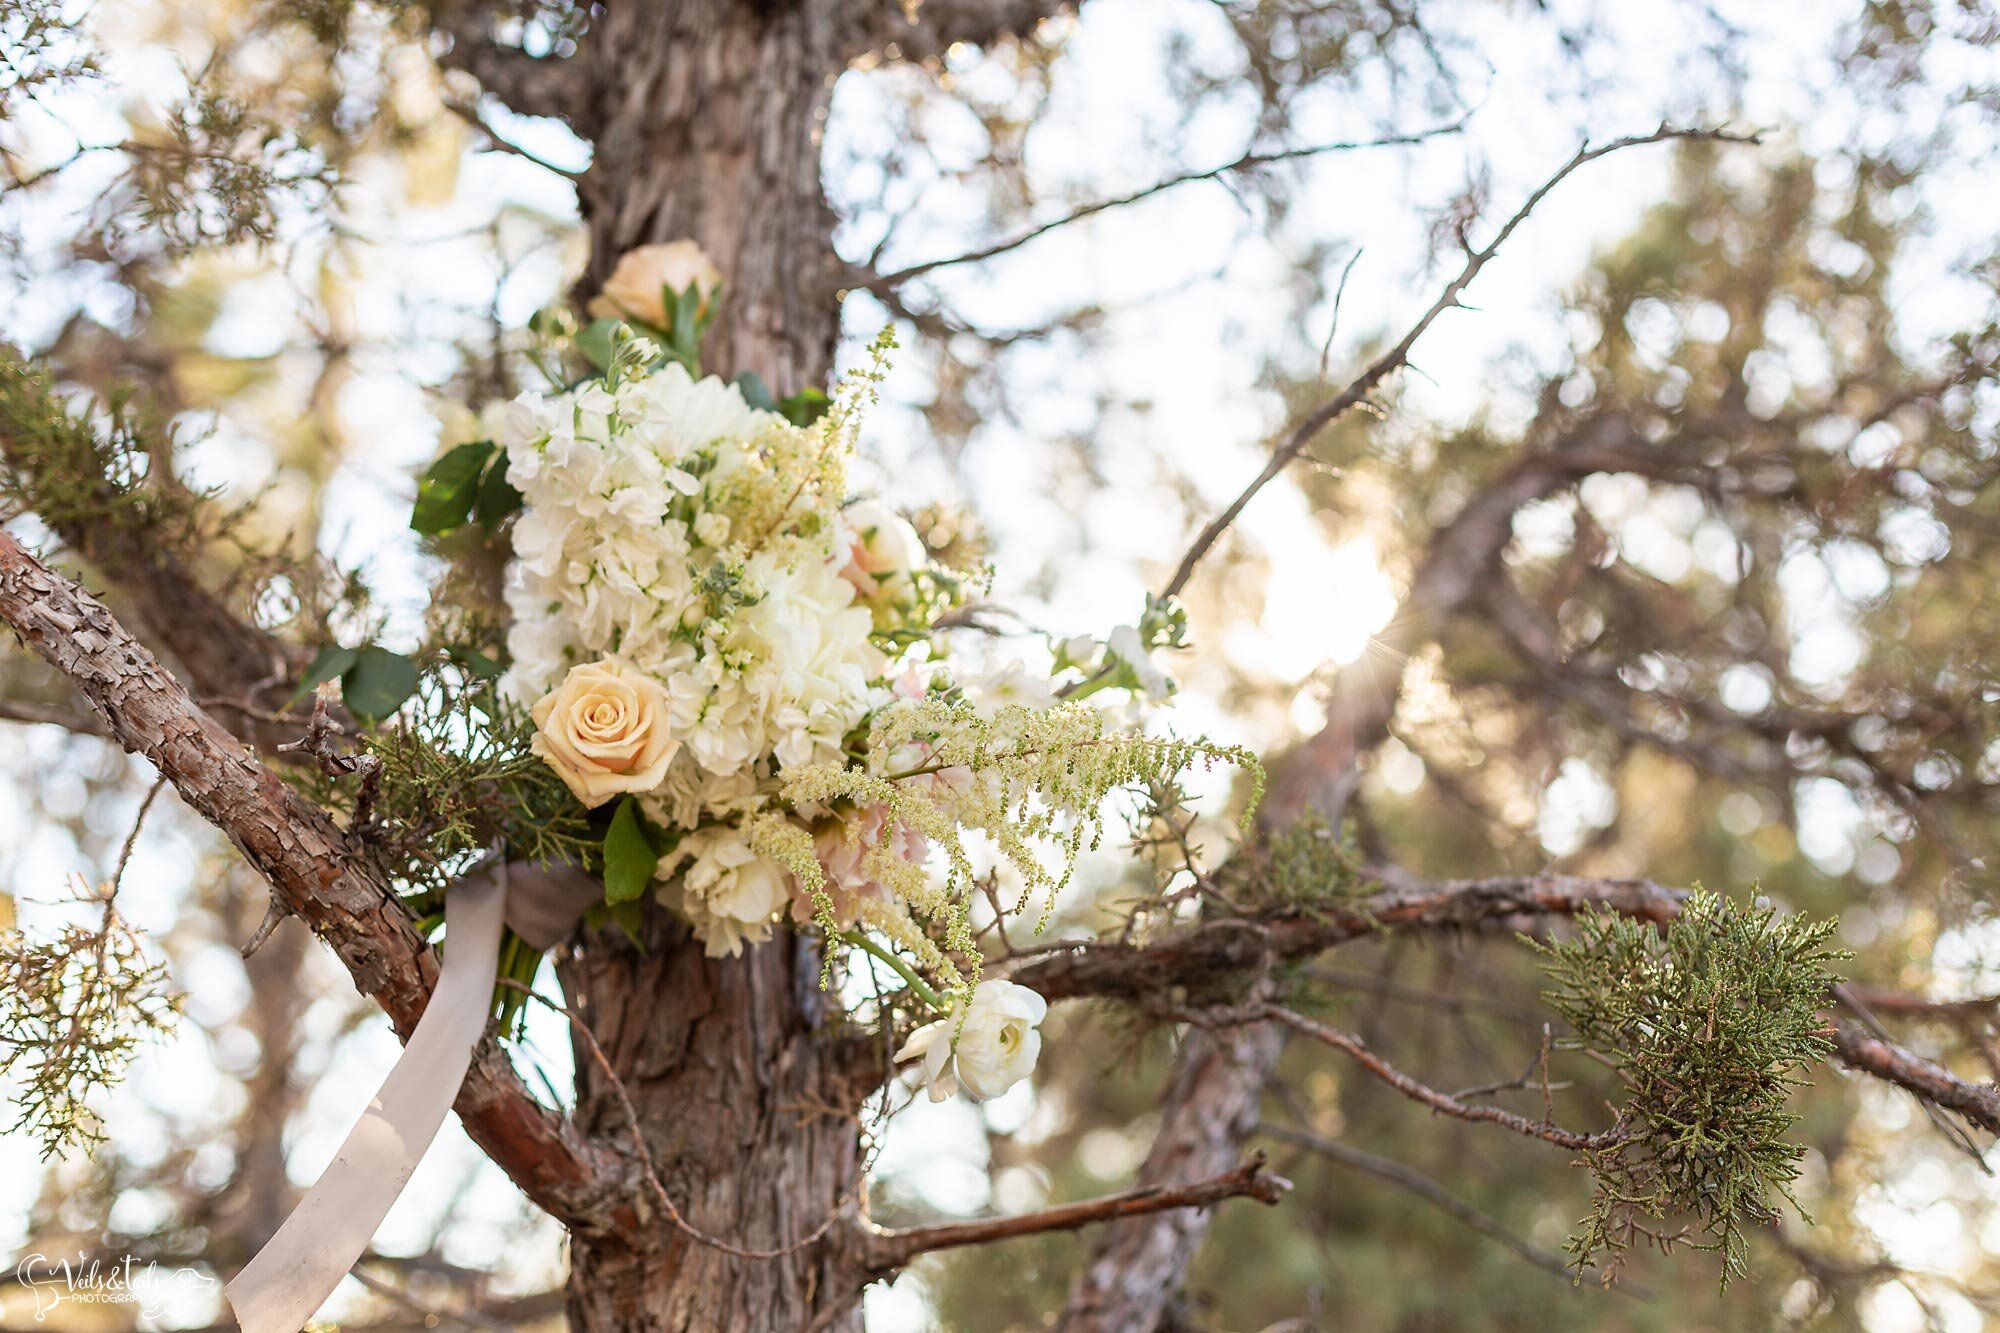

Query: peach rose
[587,240,723,330]
[529,658,679,808]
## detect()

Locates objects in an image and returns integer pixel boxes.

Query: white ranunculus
[529,658,679,808]
[894,979,1049,1103]
[838,499,927,607]
[960,658,1056,713]
[588,240,723,330]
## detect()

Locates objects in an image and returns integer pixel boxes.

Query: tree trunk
[572,0,848,396]
[559,920,871,1333]
[560,5,865,1329]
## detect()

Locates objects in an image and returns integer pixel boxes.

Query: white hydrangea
[501,358,893,954]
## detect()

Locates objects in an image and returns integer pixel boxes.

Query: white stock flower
[661,825,790,957]
[894,979,1049,1103]
[588,240,723,329]
[1107,624,1172,697]
[529,658,679,808]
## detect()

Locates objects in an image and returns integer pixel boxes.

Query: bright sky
[2,1,1997,1329]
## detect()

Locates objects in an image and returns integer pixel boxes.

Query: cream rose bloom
[895,979,1048,1103]
[529,658,679,808]
[588,240,723,329]
[838,499,927,607]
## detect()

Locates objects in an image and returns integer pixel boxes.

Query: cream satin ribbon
[225,860,601,1333]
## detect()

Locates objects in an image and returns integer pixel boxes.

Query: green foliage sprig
[1531,891,1846,1287]
[315,665,594,899]
[0,904,179,1159]
[0,352,207,547]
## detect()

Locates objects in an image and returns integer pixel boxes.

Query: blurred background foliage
[1,0,1997,1329]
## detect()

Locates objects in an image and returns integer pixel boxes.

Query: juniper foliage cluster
[330,668,594,900]
[0,351,207,547]
[1249,814,1370,910]
[1533,892,1846,1286]
[0,906,180,1159]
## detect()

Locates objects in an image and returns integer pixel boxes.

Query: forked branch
[855,1151,1290,1273]
[1162,123,1761,598]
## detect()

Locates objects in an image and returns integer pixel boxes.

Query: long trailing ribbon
[225,860,600,1333]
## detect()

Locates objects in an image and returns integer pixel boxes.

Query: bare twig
[1258,1122,1621,1289]
[240,897,290,959]
[1832,1024,2000,1136]
[1257,1005,1627,1151]
[856,1151,1289,1273]
[1161,124,1761,598]
[859,119,1468,291]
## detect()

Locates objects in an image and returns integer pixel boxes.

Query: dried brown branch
[1161,124,1760,600]
[1832,1025,2000,1136]
[0,528,636,1236]
[1011,872,1690,1002]
[1258,1121,1604,1286]
[1254,1005,1628,1151]
[859,118,1467,292]
[855,1151,1289,1274]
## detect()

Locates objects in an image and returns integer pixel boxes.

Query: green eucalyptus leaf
[452,647,505,680]
[779,387,829,427]
[602,797,658,905]
[474,453,523,531]
[342,646,420,722]
[288,644,359,706]
[575,318,623,373]
[733,370,777,412]
[411,440,494,535]
[671,281,702,359]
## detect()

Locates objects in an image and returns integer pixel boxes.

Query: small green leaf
[342,646,420,722]
[585,897,648,948]
[671,281,702,360]
[602,797,658,905]
[289,645,359,706]
[575,318,623,373]
[452,647,505,680]
[411,441,494,535]
[474,454,523,531]
[779,387,829,427]
[733,370,777,412]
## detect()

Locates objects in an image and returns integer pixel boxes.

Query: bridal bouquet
[338,241,1258,1106]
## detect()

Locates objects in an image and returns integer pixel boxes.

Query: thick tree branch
[1833,1025,2000,1136]
[1012,872,1690,1002]
[1013,862,2000,1139]
[846,0,1076,63]
[856,1151,1289,1274]
[0,528,635,1236]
